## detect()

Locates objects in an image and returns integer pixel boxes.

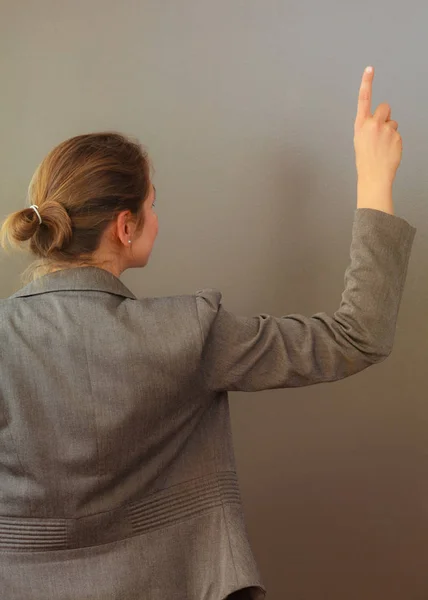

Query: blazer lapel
[11,267,137,300]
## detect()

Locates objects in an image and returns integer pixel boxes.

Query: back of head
[0,132,151,277]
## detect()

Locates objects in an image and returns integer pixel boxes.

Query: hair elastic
[30,204,42,225]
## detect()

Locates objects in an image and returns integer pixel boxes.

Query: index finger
[355,66,374,131]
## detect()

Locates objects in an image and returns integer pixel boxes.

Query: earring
[128,240,132,245]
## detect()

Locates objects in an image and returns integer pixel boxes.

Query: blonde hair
[1,132,151,278]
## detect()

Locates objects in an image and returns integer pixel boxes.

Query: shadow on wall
[240,142,347,318]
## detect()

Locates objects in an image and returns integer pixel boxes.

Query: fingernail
[365,66,373,73]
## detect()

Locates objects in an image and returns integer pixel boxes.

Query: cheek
[140,211,158,246]
[152,214,159,237]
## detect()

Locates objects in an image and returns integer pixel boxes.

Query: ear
[115,211,135,247]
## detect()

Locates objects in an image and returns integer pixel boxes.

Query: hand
[354,67,402,214]
[354,66,402,184]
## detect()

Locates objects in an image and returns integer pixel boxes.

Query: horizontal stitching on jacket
[0,471,241,552]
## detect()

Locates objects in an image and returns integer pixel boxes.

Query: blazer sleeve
[195,209,416,393]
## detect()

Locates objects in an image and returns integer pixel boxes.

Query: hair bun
[0,200,72,257]
[0,205,43,247]
[32,200,73,256]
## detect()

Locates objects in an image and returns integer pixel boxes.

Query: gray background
[1,1,427,598]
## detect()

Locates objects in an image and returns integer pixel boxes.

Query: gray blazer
[0,209,415,600]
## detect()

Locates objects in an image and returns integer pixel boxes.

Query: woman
[0,67,415,600]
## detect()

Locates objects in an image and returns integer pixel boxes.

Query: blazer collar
[11,267,137,300]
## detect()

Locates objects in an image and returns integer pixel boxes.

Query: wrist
[357,179,394,215]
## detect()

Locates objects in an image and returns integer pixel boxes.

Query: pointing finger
[355,66,374,131]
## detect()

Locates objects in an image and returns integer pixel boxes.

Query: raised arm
[196,68,415,393]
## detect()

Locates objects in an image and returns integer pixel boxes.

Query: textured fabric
[0,209,415,599]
